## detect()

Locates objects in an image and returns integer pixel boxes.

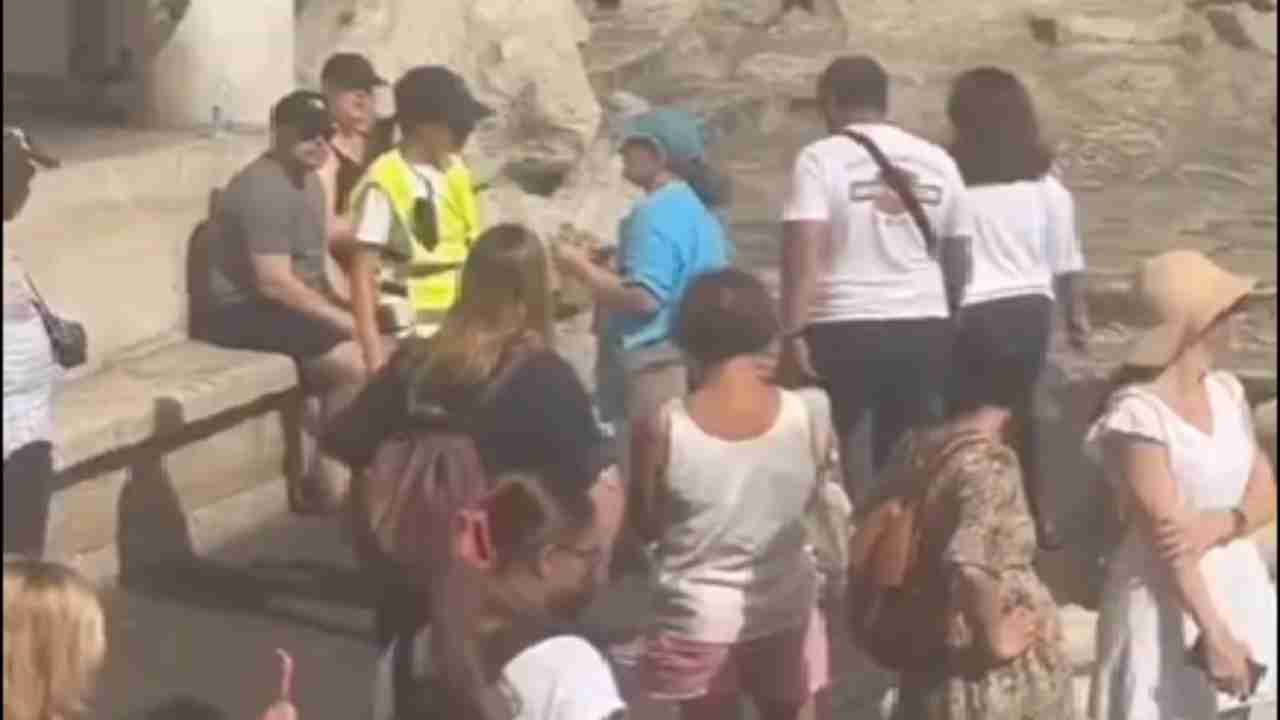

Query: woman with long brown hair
[328,223,622,646]
[944,66,1091,550]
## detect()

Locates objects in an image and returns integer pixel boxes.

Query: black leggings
[3,441,54,557]
[807,317,953,497]
[949,295,1054,528]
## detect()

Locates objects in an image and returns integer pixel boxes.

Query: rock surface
[297,0,602,184]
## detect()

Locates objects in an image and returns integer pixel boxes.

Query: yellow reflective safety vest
[348,149,480,331]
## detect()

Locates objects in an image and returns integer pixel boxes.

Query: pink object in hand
[259,649,299,720]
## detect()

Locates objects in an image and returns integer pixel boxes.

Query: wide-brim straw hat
[1126,250,1256,368]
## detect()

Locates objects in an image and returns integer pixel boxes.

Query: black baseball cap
[394,66,494,128]
[270,90,335,139]
[321,53,386,91]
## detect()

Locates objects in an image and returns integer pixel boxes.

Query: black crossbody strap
[838,130,939,257]
[22,271,61,330]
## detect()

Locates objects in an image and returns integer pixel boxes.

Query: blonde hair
[414,223,554,393]
[4,559,106,720]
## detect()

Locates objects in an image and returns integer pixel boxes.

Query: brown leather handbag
[845,431,990,672]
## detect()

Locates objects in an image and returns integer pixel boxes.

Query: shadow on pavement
[120,558,375,641]
[131,695,228,720]
[112,440,376,642]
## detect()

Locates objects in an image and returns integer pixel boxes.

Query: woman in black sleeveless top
[318,53,390,301]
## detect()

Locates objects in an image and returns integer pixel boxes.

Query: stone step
[583,0,705,97]
[49,340,300,561]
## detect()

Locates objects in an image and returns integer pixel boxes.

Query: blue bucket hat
[618,108,707,165]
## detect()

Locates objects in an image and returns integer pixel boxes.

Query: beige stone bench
[48,341,300,568]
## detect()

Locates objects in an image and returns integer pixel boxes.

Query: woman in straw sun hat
[1084,250,1277,719]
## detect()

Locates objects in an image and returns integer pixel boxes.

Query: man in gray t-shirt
[193,90,366,515]
[205,154,329,307]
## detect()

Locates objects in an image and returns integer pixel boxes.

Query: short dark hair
[675,268,779,367]
[946,67,1053,186]
[817,55,889,113]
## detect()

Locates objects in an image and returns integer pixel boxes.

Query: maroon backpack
[336,343,534,595]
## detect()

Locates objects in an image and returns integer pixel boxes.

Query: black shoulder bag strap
[838,130,969,313]
[838,130,938,256]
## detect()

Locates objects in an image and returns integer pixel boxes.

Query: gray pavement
[86,504,895,720]
[91,513,377,720]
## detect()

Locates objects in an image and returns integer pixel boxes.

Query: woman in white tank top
[621,268,831,720]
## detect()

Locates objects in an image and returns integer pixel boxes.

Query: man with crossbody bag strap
[778,55,977,504]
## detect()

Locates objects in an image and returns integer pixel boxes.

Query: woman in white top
[1085,250,1277,719]
[626,268,831,720]
[945,67,1092,550]
[3,127,63,558]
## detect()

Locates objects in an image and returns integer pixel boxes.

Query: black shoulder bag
[23,272,87,369]
[838,130,972,315]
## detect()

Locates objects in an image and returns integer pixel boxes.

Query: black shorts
[192,300,348,361]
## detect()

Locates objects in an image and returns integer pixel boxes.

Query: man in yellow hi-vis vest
[342,66,491,371]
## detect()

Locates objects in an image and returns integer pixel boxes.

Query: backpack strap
[796,388,835,476]
[907,430,1001,549]
[838,130,939,258]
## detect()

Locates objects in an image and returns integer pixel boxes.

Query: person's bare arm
[781,220,824,335]
[556,244,659,316]
[1107,437,1236,637]
[317,149,357,248]
[347,248,384,374]
[954,567,1038,662]
[250,254,354,336]
[1154,435,1276,563]
[1239,447,1278,535]
[629,408,670,545]
[1053,273,1091,352]
[777,220,826,383]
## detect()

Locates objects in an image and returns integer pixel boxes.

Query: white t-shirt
[781,123,975,323]
[372,634,626,720]
[353,161,446,251]
[961,174,1085,307]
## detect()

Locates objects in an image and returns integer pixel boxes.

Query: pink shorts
[612,608,830,703]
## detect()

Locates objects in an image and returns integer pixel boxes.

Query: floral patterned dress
[887,429,1078,720]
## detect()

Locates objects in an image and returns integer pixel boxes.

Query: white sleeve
[508,637,626,720]
[354,186,395,249]
[1083,390,1169,467]
[781,149,830,223]
[1042,175,1085,275]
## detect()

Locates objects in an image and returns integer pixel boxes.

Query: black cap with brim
[321,52,386,91]
[3,126,60,169]
[393,66,494,128]
[271,90,335,138]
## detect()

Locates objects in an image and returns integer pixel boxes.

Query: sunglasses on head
[410,175,441,251]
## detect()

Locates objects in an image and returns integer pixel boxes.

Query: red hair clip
[454,505,496,571]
